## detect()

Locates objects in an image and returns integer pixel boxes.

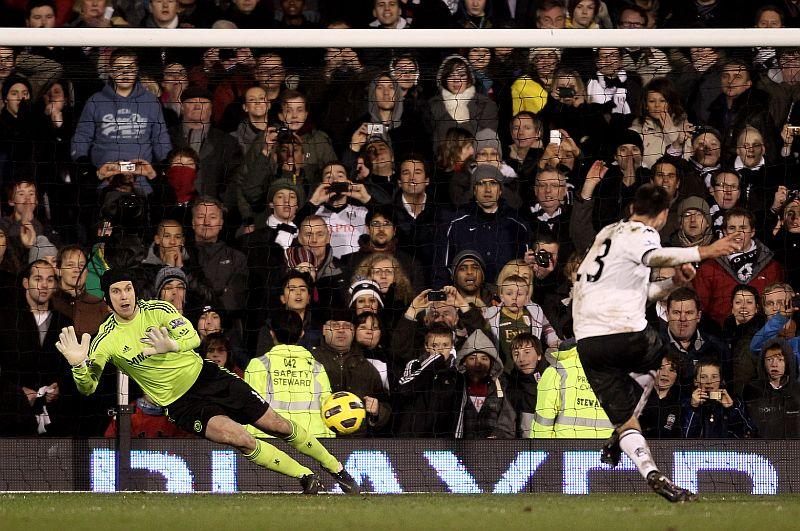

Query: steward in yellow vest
[531,340,614,438]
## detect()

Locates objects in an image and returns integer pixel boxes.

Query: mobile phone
[366,123,385,136]
[549,130,561,145]
[103,6,115,20]
[708,391,722,401]
[427,290,447,302]
[557,86,576,99]
[119,161,135,172]
[788,125,800,135]
[327,181,350,194]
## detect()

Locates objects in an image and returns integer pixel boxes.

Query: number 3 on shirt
[586,238,612,282]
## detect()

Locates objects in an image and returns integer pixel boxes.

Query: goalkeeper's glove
[55,326,90,367]
[140,327,179,356]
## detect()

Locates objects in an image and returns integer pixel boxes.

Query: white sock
[619,429,658,479]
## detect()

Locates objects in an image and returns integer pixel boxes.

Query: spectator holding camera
[71,49,171,193]
[683,357,754,438]
[298,161,371,259]
[743,338,800,438]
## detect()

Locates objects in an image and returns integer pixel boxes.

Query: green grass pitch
[1,493,798,531]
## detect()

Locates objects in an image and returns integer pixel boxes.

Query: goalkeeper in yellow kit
[55,269,358,494]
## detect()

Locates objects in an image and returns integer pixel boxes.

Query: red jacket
[693,243,783,326]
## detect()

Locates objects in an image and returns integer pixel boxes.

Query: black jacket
[311,342,391,434]
[393,353,460,437]
[504,362,547,438]
[640,387,683,438]
[187,240,248,312]
[743,338,800,438]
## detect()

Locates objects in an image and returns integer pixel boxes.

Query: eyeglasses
[740,143,764,150]
[369,221,393,228]
[619,20,645,28]
[370,267,395,276]
[714,184,739,192]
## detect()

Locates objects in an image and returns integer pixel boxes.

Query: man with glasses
[694,207,784,327]
[523,167,572,254]
[617,5,671,84]
[708,170,742,238]
[341,204,423,290]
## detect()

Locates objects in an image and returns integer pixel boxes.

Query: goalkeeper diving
[56,269,357,494]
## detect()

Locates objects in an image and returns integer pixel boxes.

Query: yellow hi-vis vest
[245,344,335,438]
[531,345,614,439]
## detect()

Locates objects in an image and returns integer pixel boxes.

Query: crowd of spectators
[3,0,800,440]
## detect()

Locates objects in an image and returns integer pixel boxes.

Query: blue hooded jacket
[71,82,172,169]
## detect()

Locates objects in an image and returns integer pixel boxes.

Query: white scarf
[587,71,630,115]
[267,214,297,250]
[441,85,475,123]
[734,156,765,171]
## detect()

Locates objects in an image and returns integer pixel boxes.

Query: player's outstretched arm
[57,326,108,396]
[698,233,739,260]
[55,326,90,367]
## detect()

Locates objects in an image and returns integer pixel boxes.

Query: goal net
[1,5,799,493]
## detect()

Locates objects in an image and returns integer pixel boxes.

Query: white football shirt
[572,221,661,340]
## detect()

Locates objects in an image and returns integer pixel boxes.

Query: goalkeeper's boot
[647,471,698,503]
[300,474,323,494]
[600,431,621,468]
[328,467,360,495]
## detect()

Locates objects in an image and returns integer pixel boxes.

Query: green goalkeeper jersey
[71,300,203,407]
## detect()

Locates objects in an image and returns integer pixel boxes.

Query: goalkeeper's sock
[283,419,342,473]
[619,429,658,479]
[244,439,312,479]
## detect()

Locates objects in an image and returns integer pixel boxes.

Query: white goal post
[0,27,799,49]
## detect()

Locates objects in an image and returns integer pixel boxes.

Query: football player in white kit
[572,184,738,502]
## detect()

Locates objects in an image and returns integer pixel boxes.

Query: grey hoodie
[456,329,503,378]
[368,74,404,131]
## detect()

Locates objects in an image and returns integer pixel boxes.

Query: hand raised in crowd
[442,285,470,313]
[97,162,121,180]
[350,123,370,153]
[718,389,734,409]
[580,160,608,200]
[781,123,799,147]
[344,182,372,204]
[309,182,336,207]
[538,129,580,170]
[44,383,59,404]
[780,292,799,318]
[131,159,157,180]
[773,185,789,212]
[406,288,432,319]
[690,387,707,408]
[19,221,37,248]
[262,126,279,157]
[363,396,379,416]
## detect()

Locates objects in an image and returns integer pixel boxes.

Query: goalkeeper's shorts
[164,360,270,436]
